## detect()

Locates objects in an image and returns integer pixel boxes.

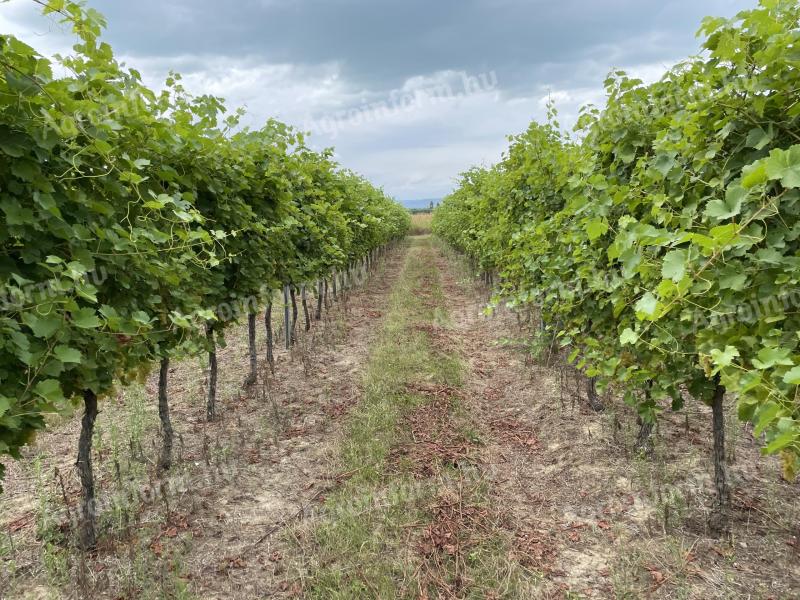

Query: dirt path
[280,237,541,598]
[3,237,800,599]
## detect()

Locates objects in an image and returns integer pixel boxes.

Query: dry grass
[409,212,433,236]
[436,240,800,599]
[0,247,407,599]
[2,238,798,599]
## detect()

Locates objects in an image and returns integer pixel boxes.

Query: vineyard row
[432,0,800,532]
[0,0,410,548]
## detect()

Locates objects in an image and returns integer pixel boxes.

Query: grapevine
[433,0,800,529]
[0,0,409,546]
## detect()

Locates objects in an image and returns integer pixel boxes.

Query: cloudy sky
[1,0,754,204]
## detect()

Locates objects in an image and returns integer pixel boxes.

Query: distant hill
[401,198,441,210]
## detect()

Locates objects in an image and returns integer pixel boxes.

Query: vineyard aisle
[290,235,800,599]
[2,235,799,598]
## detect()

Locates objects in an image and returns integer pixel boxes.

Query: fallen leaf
[645,565,665,585]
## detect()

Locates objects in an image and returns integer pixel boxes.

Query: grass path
[289,235,800,600]
[292,236,538,598]
[3,234,800,599]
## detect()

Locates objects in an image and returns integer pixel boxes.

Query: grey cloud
[13,0,754,92]
[3,0,756,200]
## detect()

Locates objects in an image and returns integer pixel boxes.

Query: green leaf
[755,247,782,264]
[53,345,82,364]
[1,199,35,226]
[754,402,782,437]
[709,223,739,247]
[739,371,762,394]
[738,396,759,422]
[0,396,10,418]
[71,308,103,329]
[661,249,687,282]
[620,248,641,279]
[783,366,800,385]
[745,126,773,151]
[33,379,65,403]
[585,219,608,241]
[615,145,636,164]
[752,347,794,369]
[119,171,144,184]
[131,310,151,325]
[635,292,658,318]
[620,328,638,345]
[652,152,676,177]
[765,431,796,454]
[719,270,747,291]
[710,345,739,369]
[741,162,768,189]
[0,127,32,157]
[42,0,66,14]
[21,313,61,338]
[11,160,40,181]
[704,186,745,220]
[75,283,98,303]
[764,146,800,189]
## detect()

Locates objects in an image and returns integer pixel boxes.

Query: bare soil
[433,245,800,599]
[2,239,799,599]
[1,248,407,599]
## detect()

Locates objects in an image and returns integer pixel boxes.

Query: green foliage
[433,0,800,475]
[0,0,408,484]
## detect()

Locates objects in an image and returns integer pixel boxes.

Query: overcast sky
[1,0,754,203]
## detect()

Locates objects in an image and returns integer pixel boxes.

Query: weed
[32,456,63,546]
[294,237,537,598]
[41,541,70,588]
